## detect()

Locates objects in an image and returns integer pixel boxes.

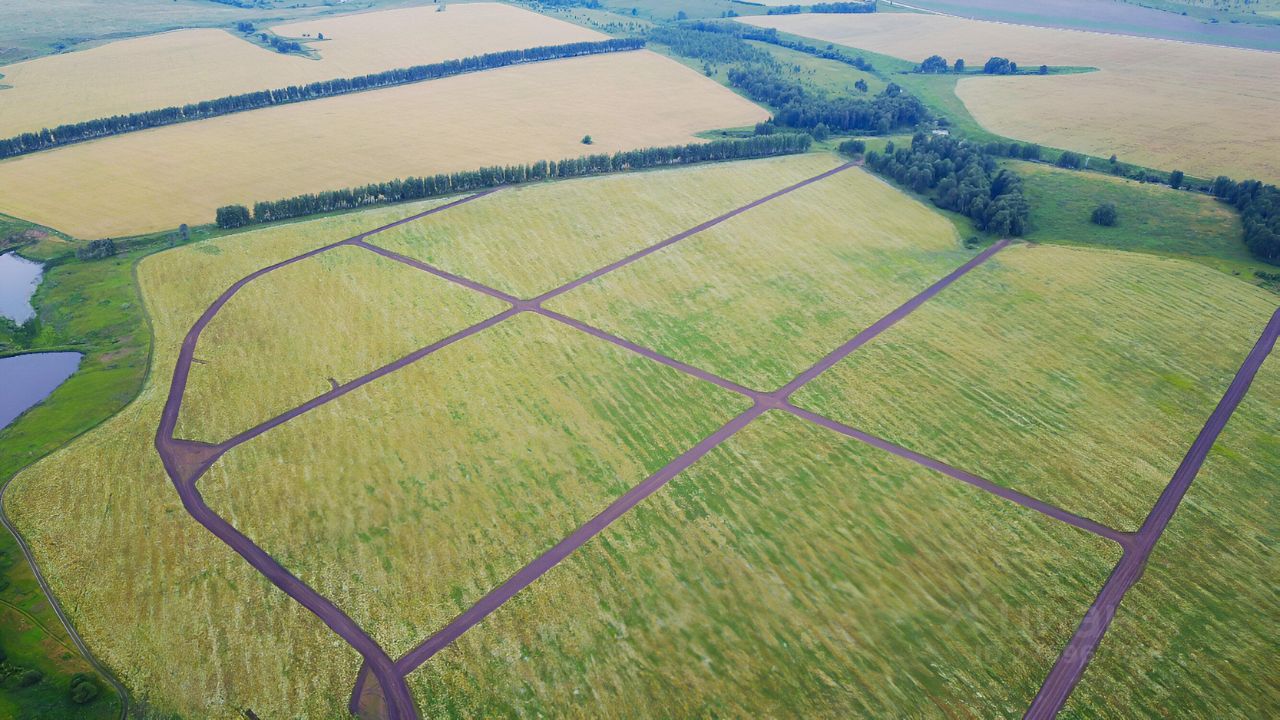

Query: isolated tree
[854,78,868,92]
[1109,154,1118,164]
[1169,169,1185,189]
[178,223,190,242]
[318,32,325,40]
[954,58,965,73]
[581,134,593,145]
[676,9,687,19]
[920,55,948,73]
[1038,64,1049,74]
[1091,202,1119,226]
[69,674,100,704]
[983,57,1013,75]
[1010,61,1018,73]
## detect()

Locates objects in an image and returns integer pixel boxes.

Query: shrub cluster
[74,238,117,261]
[218,134,812,227]
[865,133,1030,236]
[0,39,644,159]
[729,68,927,134]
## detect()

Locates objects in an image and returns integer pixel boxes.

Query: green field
[792,243,1278,531]
[370,154,842,298]
[203,312,748,657]
[406,410,1119,716]
[548,163,968,390]
[176,243,506,442]
[1066,353,1280,718]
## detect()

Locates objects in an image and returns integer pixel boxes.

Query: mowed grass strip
[370,154,844,298]
[547,164,968,391]
[0,3,604,136]
[3,199,490,719]
[174,245,507,443]
[200,312,751,657]
[0,50,768,239]
[1066,353,1280,719]
[745,13,1280,182]
[792,244,1278,530]
[405,411,1119,718]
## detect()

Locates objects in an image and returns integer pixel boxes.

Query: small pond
[0,352,83,430]
[0,251,43,324]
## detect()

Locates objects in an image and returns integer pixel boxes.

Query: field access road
[150,156,1265,719]
[1024,306,1280,720]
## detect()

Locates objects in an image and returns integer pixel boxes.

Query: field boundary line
[1024,306,1280,719]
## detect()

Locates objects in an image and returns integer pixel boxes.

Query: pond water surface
[0,352,83,430]
[0,252,43,324]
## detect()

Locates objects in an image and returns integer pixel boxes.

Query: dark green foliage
[18,669,43,687]
[1039,64,1049,74]
[647,25,772,64]
[215,205,252,229]
[74,238,116,261]
[919,55,948,73]
[1056,151,1085,169]
[838,139,866,155]
[0,39,644,159]
[954,58,965,73]
[865,133,1030,236]
[1169,170,1185,189]
[581,135,593,145]
[69,673,101,704]
[983,56,1014,74]
[811,1,878,12]
[811,122,830,141]
[235,21,255,33]
[1212,176,1280,263]
[727,67,928,134]
[854,78,868,92]
[766,4,802,14]
[677,22,875,72]
[242,134,812,224]
[1091,202,1119,226]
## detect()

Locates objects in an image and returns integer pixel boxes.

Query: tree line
[768,2,877,15]
[864,133,1030,237]
[679,21,876,72]
[0,38,644,160]
[217,134,813,227]
[1211,176,1280,263]
[728,67,928,134]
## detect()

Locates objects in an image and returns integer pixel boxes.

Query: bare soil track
[150,160,1277,719]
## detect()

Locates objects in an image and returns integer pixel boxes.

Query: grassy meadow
[0,50,768,239]
[548,164,969,391]
[3,197,506,718]
[792,243,1278,531]
[0,3,603,136]
[175,243,506,442]
[1066,352,1280,718]
[202,312,749,657]
[406,410,1119,717]
[1014,161,1277,282]
[371,154,843,298]
[745,13,1280,182]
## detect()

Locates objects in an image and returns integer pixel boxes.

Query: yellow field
[407,411,1119,717]
[746,13,1280,181]
[0,3,604,136]
[203,312,747,658]
[372,153,844,298]
[791,243,1278,530]
[175,244,507,443]
[0,50,768,239]
[547,164,968,390]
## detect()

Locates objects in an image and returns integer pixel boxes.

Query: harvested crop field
[0,3,604,136]
[0,50,768,239]
[406,410,1119,717]
[746,13,1280,181]
[1066,353,1280,718]
[791,243,1279,531]
[370,153,844,298]
[546,164,968,391]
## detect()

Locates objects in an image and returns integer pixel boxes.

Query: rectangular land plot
[546,164,969,391]
[0,3,604,136]
[199,312,751,657]
[746,13,1280,182]
[369,154,845,298]
[791,244,1278,530]
[173,244,507,443]
[0,50,768,239]
[405,410,1119,717]
[1067,351,1280,718]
